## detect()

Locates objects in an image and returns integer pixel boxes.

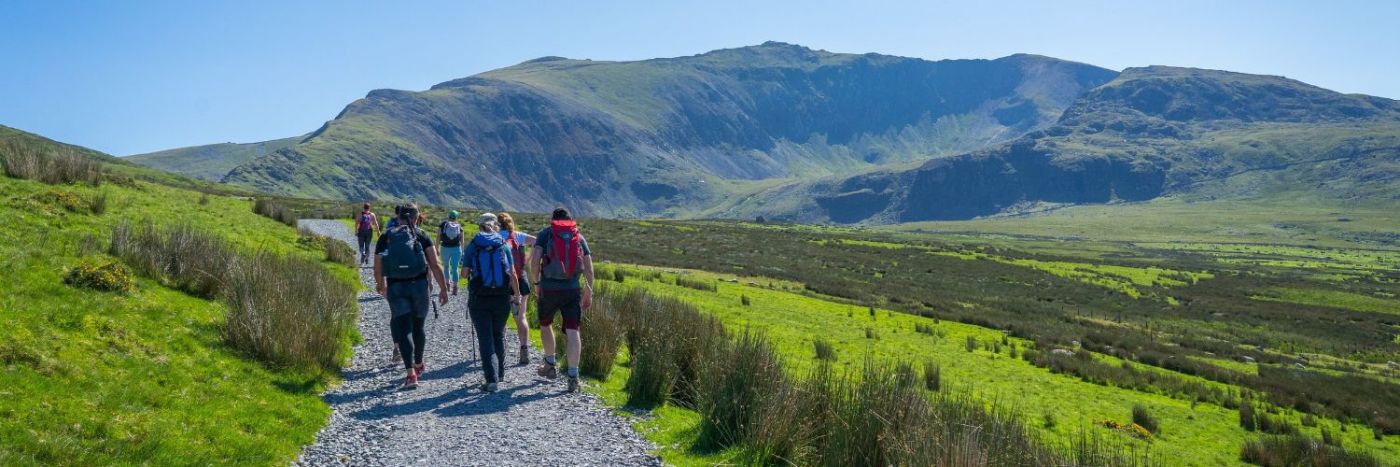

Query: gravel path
[296,220,658,467]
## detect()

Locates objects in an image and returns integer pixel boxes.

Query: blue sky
[2,0,1397,155]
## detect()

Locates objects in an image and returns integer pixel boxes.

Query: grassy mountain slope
[222,42,1116,215]
[0,130,354,464]
[720,66,1400,223]
[127,135,303,181]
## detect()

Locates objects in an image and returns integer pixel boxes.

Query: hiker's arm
[523,233,537,246]
[582,255,594,291]
[374,254,385,296]
[509,257,521,297]
[424,245,448,303]
[528,247,543,285]
[581,254,594,309]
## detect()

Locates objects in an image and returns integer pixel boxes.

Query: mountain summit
[217,43,1116,215]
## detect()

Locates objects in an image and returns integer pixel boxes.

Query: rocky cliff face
[222,43,1117,215]
[723,66,1400,223]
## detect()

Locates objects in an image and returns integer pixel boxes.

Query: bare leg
[566,328,581,371]
[540,323,556,358]
[513,297,530,346]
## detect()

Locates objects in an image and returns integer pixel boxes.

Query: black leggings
[356,229,373,260]
[390,313,426,370]
[469,294,511,383]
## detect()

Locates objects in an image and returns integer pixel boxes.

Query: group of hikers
[355,202,593,393]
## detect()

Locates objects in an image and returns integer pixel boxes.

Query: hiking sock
[544,355,557,366]
[567,367,579,378]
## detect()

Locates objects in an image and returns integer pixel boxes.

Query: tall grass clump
[109,220,355,372]
[222,251,356,372]
[0,139,105,185]
[695,330,789,451]
[676,274,717,292]
[579,284,625,380]
[253,198,298,226]
[923,360,941,391]
[592,287,1155,466]
[623,329,676,408]
[1240,434,1381,467]
[814,338,837,361]
[111,221,235,298]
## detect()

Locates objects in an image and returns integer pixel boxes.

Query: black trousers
[386,278,430,370]
[469,294,511,383]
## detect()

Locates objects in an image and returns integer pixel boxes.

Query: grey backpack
[382,225,428,279]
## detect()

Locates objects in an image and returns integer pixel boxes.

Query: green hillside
[127,135,303,181]
[0,129,356,464]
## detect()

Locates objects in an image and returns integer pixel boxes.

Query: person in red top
[497,212,536,366]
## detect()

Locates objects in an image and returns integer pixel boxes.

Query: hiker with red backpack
[374,203,450,390]
[528,207,594,393]
[355,202,381,266]
[462,213,522,393]
[497,212,536,366]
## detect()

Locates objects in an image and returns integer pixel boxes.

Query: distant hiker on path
[463,213,522,392]
[529,207,594,393]
[498,212,536,366]
[356,202,381,265]
[374,203,450,390]
[439,211,464,295]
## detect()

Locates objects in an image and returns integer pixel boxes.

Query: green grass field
[580,265,1400,465]
[890,197,1400,250]
[0,176,356,465]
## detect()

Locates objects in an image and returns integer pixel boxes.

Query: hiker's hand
[376,283,387,297]
[581,287,593,310]
[437,289,448,305]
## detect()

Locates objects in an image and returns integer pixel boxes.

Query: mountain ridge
[129,43,1398,222]
[219,42,1118,215]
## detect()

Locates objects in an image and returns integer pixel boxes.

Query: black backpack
[382,225,428,280]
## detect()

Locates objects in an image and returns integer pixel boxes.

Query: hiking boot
[414,363,425,379]
[402,371,419,390]
[517,348,530,366]
[536,363,558,380]
[479,382,497,393]
[567,376,580,393]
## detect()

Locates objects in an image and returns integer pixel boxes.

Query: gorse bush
[1132,405,1160,434]
[1241,434,1381,467]
[298,227,356,267]
[0,139,105,185]
[109,220,355,372]
[63,259,135,293]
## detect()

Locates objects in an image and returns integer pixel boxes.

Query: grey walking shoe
[518,347,530,366]
[567,376,580,393]
[479,382,497,393]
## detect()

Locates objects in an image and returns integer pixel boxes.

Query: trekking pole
[465,295,478,363]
